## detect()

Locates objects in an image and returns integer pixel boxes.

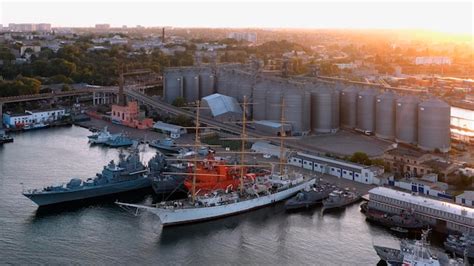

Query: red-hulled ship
[183,151,264,193]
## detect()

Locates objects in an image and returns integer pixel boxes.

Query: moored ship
[321,189,361,212]
[117,172,316,226]
[23,149,153,207]
[88,126,120,144]
[285,180,336,211]
[374,229,464,266]
[360,202,425,231]
[0,129,14,144]
[149,138,182,154]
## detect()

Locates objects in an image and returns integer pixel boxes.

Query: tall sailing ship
[117,97,316,226]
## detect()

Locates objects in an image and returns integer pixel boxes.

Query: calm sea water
[0,126,434,265]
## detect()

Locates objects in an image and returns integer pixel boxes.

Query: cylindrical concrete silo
[356,89,377,132]
[199,71,215,98]
[395,96,419,144]
[163,70,183,103]
[375,92,396,139]
[252,81,267,120]
[340,85,358,128]
[183,71,200,102]
[418,98,451,152]
[302,90,311,134]
[216,71,229,96]
[283,90,304,134]
[311,87,340,133]
[265,86,282,121]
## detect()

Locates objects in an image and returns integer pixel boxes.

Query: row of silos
[163,67,216,103]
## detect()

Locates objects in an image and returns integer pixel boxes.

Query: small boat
[88,126,120,144]
[149,138,181,154]
[0,129,14,144]
[285,181,336,211]
[23,122,47,131]
[321,189,360,213]
[105,135,134,148]
[390,227,409,234]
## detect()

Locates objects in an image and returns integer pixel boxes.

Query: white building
[369,187,474,233]
[393,173,452,200]
[153,121,187,139]
[228,32,257,43]
[2,108,66,128]
[288,152,385,185]
[456,191,474,207]
[415,56,452,65]
[250,141,289,159]
[458,167,474,177]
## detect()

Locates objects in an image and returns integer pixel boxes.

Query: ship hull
[145,178,316,226]
[23,178,151,207]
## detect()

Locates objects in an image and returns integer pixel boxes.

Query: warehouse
[152,121,187,138]
[287,152,384,184]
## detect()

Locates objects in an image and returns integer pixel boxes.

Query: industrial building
[368,187,473,233]
[163,64,452,151]
[3,108,66,128]
[152,121,187,138]
[200,93,242,122]
[287,152,385,185]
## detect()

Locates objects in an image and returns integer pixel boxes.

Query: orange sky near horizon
[0,1,472,35]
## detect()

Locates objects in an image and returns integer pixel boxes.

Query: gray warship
[285,181,336,211]
[444,233,474,263]
[360,202,425,230]
[149,138,181,154]
[374,229,465,266]
[321,189,361,212]
[23,150,154,207]
[148,152,187,195]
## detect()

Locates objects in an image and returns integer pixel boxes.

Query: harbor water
[0,126,442,265]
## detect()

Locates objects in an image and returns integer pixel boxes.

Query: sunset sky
[0,0,472,34]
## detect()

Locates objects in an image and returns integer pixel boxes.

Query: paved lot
[295,130,393,157]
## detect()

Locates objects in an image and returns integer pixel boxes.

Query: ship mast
[240,96,247,194]
[191,100,201,204]
[279,98,286,175]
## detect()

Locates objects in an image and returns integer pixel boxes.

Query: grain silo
[356,89,377,132]
[311,86,340,133]
[183,71,200,102]
[283,89,305,134]
[163,70,183,103]
[199,70,215,98]
[340,85,358,128]
[395,96,419,144]
[375,92,396,139]
[252,80,268,120]
[417,98,451,152]
[265,85,282,121]
[216,70,229,96]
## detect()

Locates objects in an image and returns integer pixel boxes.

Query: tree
[172,97,186,107]
[349,152,371,165]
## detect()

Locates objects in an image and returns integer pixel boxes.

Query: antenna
[191,100,200,204]
[240,95,247,194]
[279,98,286,174]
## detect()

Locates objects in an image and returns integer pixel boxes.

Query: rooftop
[370,187,474,219]
[386,147,425,158]
[457,191,474,201]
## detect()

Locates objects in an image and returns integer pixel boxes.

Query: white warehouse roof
[370,187,474,219]
[201,93,242,117]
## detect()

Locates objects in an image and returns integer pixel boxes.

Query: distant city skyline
[0,1,472,35]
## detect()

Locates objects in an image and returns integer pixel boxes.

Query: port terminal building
[368,187,474,234]
[287,152,386,185]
